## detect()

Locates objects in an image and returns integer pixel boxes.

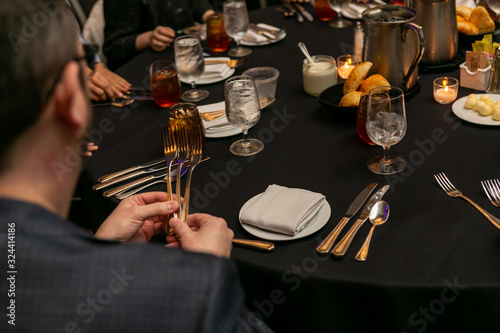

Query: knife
[284,3,304,23]
[98,157,210,195]
[93,157,211,191]
[316,183,377,255]
[294,3,314,22]
[331,185,390,258]
[97,158,165,183]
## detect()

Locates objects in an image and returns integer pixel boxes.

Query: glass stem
[190,81,196,90]
[241,128,251,147]
[381,146,392,165]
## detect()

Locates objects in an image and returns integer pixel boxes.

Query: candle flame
[444,85,449,92]
[344,62,349,69]
[347,58,352,65]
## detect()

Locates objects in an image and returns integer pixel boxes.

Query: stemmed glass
[223,0,252,57]
[174,35,209,102]
[365,86,407,175]
[224,75,263,156]
[328,0,352,28]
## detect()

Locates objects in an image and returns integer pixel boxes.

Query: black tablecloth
[80,5,500,332]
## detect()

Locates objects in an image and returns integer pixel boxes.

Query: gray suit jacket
[0,198,271,332]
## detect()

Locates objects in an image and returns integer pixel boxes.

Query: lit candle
[337,55,360,80]
[433,77,459,104]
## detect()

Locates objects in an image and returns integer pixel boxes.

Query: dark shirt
[0,198,272,332]
[103,0,213,69]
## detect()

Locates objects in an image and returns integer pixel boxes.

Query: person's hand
[149,26,176,52]
[94,63,131,97]
[85,142,99,157]
[166,214,234,258]
[95,192,179,243]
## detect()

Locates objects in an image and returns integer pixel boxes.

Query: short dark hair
[0,0,79,171]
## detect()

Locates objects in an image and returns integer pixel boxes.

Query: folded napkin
[243,23,280,44]
[201,57,232,80]
[198,101,235,134]
[240,185,326,236]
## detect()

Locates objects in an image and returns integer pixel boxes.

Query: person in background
[0,1,271,332]
[103,0,215,70]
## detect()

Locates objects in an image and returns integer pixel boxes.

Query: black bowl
[317,82,358,121]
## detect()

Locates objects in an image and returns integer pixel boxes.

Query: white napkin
[198,101,235,134]
[202,57,232,80]
[240,185,326,236]
[343,0,386,19]
[242,23,280,43]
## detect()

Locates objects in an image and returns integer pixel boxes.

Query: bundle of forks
[160,122,203,223]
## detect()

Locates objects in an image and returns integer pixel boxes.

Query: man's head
[0,0,88,172]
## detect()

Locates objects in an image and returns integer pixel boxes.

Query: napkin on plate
[240,185,326,236]
[243,23,280,43]
[198,101,235,134]
[202,57,232,80]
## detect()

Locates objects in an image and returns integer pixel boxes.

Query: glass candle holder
[433,77,459,104]
[337,55,360,80]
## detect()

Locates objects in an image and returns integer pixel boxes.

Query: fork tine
[440,173,456,191]
[489,179,500,202]
[482,180,494,202]
[434,173,448,192]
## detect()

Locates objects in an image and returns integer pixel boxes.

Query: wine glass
[224,75,263,156]
[365,86,407,175]
[174,35,209,102]
[223,0,252,57]
[328,0,352,28]
[487,0,500,21]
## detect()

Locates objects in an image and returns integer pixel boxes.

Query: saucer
[239,193,331,241]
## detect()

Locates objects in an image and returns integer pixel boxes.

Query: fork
[160,123,178,224]
[434,173,500,230]
[173,124,190,220]
[481,179,500,207]
[182,125,203,222]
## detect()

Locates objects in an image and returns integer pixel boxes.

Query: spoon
[92,98,135,108]
[298,42,315,64]
[355,200,390,262]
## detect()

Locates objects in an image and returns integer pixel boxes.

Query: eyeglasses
[43,55,88,106]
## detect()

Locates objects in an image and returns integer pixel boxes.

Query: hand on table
[166,214,234,258]
[95,192,179,243]
[85,63,131,102]
[149,26,176,52]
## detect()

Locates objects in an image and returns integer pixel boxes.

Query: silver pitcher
[362,6,425,92]
[406,0,458,64]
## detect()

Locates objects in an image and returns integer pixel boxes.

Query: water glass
[224,75,263,156]
[223,0,252,57]
[366,86,407,175]
[328,0,351,28]
[174,35,209,102]
[206,13,231,54]
[242,67,280,107]
[150,59,181,108]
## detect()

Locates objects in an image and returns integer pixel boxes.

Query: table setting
[80,2,500,332]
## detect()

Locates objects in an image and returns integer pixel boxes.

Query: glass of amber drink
[357,93,375,145]
[169,103,206,143]
[206,13,231,55]
[150,59,182,108]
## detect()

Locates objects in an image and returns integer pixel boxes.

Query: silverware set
[316,183,391,261]
[435,173,500,229]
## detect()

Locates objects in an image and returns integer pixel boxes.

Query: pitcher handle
[402,22,425,91]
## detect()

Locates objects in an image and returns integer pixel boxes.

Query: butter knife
[284,3,304,23]
[97,158,165,183]
[316,183,377,255]
[294,3,314,22]
[331,185,390,258]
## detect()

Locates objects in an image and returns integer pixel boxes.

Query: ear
[52,62,86,129]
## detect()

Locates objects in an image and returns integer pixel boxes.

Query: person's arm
[103,0,143,69]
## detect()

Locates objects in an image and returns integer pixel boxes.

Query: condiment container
[302,55,337,96]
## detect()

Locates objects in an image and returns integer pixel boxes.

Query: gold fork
[173,124,190,219]
[182,125,203,222]
[434,172,500,230]
[160,123,178,229]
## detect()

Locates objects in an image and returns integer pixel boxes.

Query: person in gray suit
[0,1,271,332]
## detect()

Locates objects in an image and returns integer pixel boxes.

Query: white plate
[241,26,286,46]
[451,94,500,126]
[206,126,242,138]
[180,58,235,85]
[238,193,331,241]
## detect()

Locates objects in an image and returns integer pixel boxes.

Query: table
[80,4,500,332]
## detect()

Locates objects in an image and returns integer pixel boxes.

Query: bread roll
[457,21,479,34]
[457,6,473,20]
[359,74,390,93]
[470,6,495,33]
[343,62,372,95]
[339,91,363,107]
[456,15,465,23]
